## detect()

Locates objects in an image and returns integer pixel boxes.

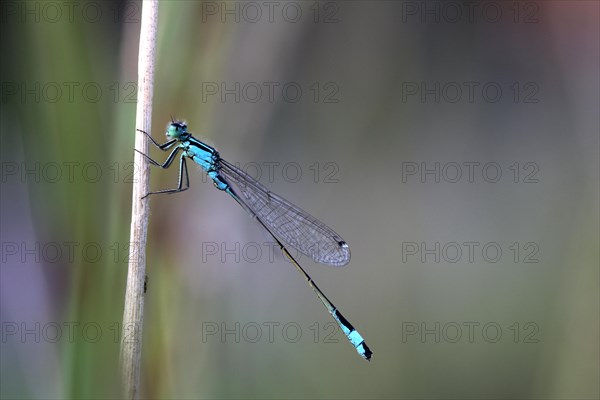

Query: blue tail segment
[332,309,372,361]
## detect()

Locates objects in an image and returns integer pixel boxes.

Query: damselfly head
[166,121,188,140]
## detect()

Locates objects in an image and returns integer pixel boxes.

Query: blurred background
[1,1,598,399]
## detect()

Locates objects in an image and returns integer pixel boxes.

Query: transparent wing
[219,159,350,266]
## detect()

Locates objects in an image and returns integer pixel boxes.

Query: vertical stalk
[120,1,158,398]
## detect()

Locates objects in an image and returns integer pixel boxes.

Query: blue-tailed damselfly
[136,121,372,361]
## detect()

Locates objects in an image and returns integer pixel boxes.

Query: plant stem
[120,1,158,398]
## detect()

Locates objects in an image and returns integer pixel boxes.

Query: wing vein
[219,159,350,266]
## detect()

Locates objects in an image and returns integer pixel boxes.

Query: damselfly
[136,120,372,361]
